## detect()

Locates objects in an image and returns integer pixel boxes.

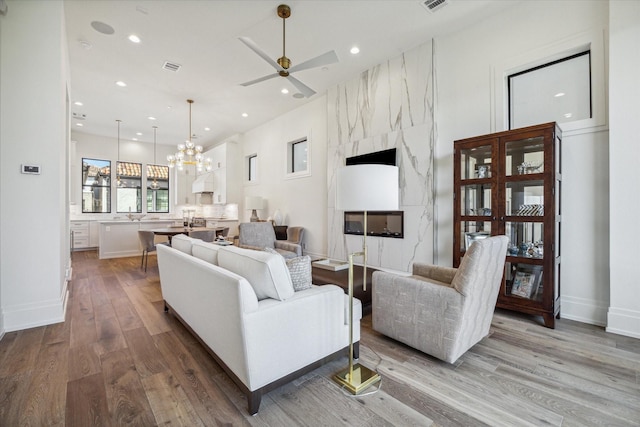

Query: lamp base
[250,209,259,222]
[333,363,381,395]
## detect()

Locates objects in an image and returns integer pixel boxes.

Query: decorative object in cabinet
[453,122,561,328]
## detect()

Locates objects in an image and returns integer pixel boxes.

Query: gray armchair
[238,222,302,259]
[372,235,508,363]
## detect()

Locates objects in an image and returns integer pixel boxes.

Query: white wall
[608,0,640,339]
[0,0,70,331]
[435,0,610,326]
[241,96,328,258]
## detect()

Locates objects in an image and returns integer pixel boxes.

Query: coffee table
[311,263,377,306]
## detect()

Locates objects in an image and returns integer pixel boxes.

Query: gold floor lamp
[334,163,399,394]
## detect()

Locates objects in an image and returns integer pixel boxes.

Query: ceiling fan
[239,4,338,98]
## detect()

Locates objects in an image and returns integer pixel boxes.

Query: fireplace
[344,211,403,238]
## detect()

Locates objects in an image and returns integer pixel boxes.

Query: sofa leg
[248,391,261,415]
[353,341,360,360]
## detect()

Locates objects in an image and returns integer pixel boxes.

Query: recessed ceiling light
[91,21,115,35]
[136,132,142,136]
[132,138,138,141]
[281,88,289,94]
[148,116,156,121]
[74,101,83,106]
[555,92,565,97]
[204,127,211,131]
[128,34,141,43]
[564,113,573,118]
[76,123,83,127]
[115,81,127,87]
[350,46,360,54]
[241,113,248,118]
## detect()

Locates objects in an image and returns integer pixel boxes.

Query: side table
[311,264,376,306]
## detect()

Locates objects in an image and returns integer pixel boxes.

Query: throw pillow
[286,255,312,291]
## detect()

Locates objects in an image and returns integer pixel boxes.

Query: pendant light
[150,125,159,189]
[166,99,211,172]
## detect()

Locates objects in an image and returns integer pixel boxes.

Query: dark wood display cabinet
[453,122,562,328]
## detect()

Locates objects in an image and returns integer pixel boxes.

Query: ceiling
[64,0,518,148]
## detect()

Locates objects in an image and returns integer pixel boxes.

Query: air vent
[420,0,449,13]
[162,61,181,72]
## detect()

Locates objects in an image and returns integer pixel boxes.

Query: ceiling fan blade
[286,75,316,98]
[238,36,285,72]
[288,50,339,74]
[240,73,280,87]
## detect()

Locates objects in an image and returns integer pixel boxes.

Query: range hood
[192,172,214,193]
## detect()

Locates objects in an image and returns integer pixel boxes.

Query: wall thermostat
[21,164,41,175]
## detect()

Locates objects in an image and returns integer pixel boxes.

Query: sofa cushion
[172,234,201,255]
[218,245,294,301]
[192,241,221,265]
[286,256,312,291]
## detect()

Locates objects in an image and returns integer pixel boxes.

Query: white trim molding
[560,295,608,327]
[3,285,69,332]
[607,307,640,340]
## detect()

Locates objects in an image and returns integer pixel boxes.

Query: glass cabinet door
[460,144,492,180]
[505,136,544,176]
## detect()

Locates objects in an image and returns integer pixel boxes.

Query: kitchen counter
[98,219,182,224]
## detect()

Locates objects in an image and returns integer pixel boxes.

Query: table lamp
[245,196,264,222]
[334,163,399,394]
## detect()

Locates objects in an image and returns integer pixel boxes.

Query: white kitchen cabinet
[70,221,89,250]
[204,142,240,205]
[71,220,100,250]
[213,167,227,204]
[175,167,196,205]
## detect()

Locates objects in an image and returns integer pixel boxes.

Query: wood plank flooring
[0,250,638,426]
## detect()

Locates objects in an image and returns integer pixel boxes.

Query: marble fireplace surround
[326,41,435,273]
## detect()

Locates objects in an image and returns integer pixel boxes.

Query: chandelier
[167,99,211,172]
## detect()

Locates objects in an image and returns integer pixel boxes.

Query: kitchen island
[98,219,177,259]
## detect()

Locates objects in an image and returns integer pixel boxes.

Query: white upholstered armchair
[372,235,509,363]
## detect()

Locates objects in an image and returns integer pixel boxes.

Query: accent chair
[238,222,302,259]
[372,235,509,363]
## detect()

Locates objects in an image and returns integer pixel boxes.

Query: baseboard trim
[560,295,608,327]
[606,307,640,339]
[3,280,69,332]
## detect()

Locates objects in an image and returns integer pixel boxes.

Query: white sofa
[157,235,361,415]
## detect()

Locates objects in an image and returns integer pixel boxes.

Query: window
[248,154,257,182]
[146,164,169,213]
[82,158,111,213]
[508,51,591,129]
[116,161,142,213]
[286,137,310,178]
